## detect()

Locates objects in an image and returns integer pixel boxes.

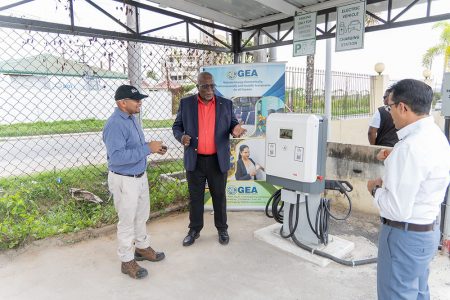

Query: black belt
[198,153,217,157]
[381,217,435,232]
[111,171,145,178]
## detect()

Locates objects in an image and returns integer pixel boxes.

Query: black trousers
[186,154,228,232]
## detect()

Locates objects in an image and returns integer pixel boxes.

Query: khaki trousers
[108,171,151,262]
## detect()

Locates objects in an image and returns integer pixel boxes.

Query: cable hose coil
[265,189,283,223]
[266,189,377,266]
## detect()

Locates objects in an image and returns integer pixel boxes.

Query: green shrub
[0,161,188,250]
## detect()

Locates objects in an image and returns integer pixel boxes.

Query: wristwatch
[371,185,381,197]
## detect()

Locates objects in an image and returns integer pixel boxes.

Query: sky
[2,0,448,89]
[278,21,445,88]
[277,0,448,89]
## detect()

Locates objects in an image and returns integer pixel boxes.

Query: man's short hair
[389,79,432,115]
[197,71,213,82]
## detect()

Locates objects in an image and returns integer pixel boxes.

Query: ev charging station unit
[264,113,376,266]
[266,113,327,247]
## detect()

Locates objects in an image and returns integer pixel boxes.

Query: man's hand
[232,122,247,138]
[148,141,167,155]
[181,135,191,147]
[367,178,383,194]
[376,149,392,161]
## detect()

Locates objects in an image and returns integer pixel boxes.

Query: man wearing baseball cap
[103,84,167,279]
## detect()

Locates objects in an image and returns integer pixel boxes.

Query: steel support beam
[0,0,447,54]
[0,15,230,52]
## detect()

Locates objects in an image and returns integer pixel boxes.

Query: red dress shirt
[197,95,217,155]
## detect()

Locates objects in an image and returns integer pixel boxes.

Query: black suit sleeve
[172,98,185,143]
[229,101,240,134]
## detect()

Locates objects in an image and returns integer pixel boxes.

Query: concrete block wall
[326,142,385,215]
[325,112,445,216]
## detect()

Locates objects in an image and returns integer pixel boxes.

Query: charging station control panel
[265,113,325,183]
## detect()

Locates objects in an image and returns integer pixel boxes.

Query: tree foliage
[422,21,450,69]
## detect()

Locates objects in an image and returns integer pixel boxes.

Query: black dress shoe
[218,230,229,245]
[182,230,200,247]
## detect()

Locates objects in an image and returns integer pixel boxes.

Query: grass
[0,118,174,138]
[0,160,188,250]
[0,96,372,138]
[292,96,371,117]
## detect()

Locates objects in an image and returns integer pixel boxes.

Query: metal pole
[232,30,241,64]
[126,2,143,123]
[127,4,141,87]
[442,116,450,255]
[269,46,277,62]
[440,68,450,254]
[324,38,332,137]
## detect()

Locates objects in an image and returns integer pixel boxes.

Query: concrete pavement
[0,211,449,300]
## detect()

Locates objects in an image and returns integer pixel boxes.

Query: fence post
[306,55,315,111]
[325,39,332,137]
[126,5,142,87]
[126,3,143,123]
[369,74,389,114]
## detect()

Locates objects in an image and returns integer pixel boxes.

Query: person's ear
[400,102,408,112]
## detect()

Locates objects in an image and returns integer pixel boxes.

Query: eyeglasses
[197,83,216,90]
[384,103,396,112]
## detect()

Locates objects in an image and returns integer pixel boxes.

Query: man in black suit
[368,88,399,147]
[172,71,246,246]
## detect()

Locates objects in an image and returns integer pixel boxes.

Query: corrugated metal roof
[143,0,420,29]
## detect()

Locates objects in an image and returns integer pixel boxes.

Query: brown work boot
[121,260,148,279]
[135,246,165,262]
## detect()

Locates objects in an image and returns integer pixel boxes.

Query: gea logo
[225,69,258,79]
[237,69,258,77]
[227,185,258,194]
[226,71,237,79]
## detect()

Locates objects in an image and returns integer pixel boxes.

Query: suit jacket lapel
[215,95,221,134]
[192,95,198,135]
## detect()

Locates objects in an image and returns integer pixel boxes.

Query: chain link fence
[0,25,231,247]
[0,29,372,182]
[0,27,232,182]
[0,28,234,248]
[0,26,374,247]
[285,66,371,118]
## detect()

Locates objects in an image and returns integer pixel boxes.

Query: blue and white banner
[202,63,285,209]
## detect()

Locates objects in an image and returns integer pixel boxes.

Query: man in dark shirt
[172,72,246,247]
[368,88,399,147]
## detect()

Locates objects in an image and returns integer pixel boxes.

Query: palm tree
[422,21,450,72]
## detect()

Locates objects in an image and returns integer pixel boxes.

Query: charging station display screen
[279,128,293,139]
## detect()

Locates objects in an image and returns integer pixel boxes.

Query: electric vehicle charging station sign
[336,0,366,52]
[293,12,317,57]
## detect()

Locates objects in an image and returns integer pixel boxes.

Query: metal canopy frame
[242,0,450,52]
[0,0,448,56]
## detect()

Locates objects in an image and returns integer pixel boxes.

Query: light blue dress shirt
[102,108,150,175]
